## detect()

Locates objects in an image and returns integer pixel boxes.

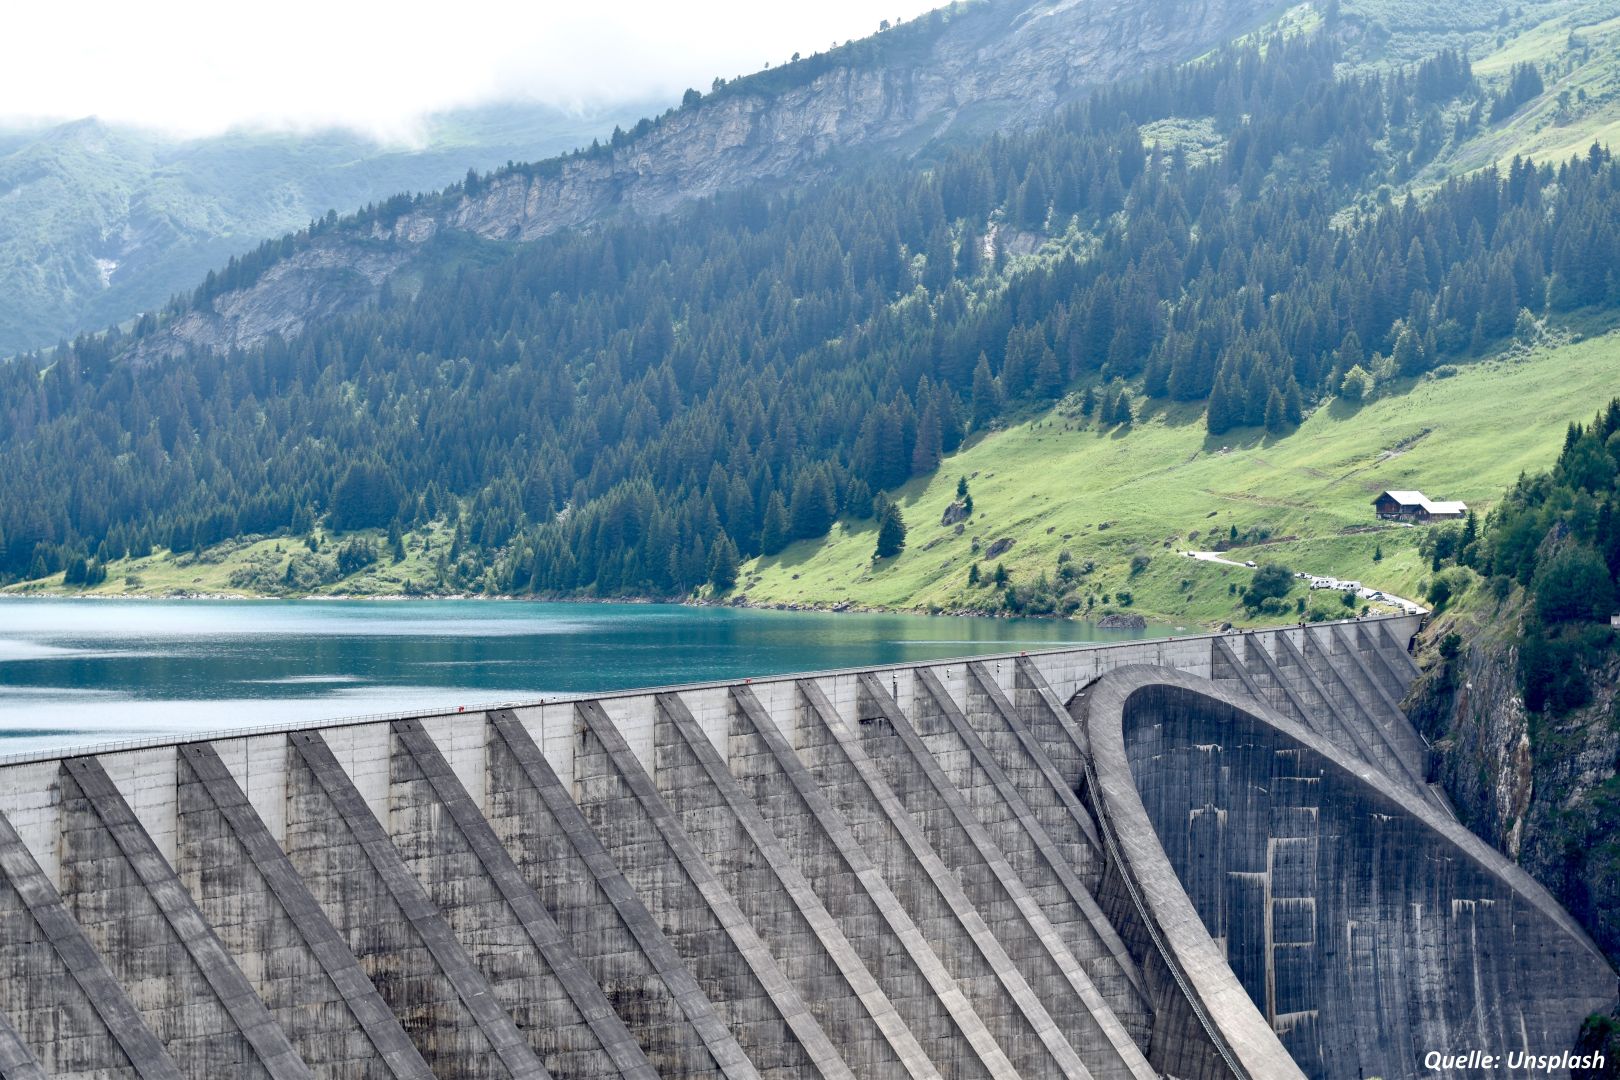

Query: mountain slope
[124,0,1277,361]
[8,20,1619,609]
[0,101,648,357]
[737,326,1620,623]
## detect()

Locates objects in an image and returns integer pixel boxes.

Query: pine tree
[1394,327,1427,378]
[1283,379,1305,425]
[708,532,740,592]
[761,492,790,556]
[873,496,907,559]
[387,520,406,563]
[1264,388,1287,434]
[1113,390,1134,427]
[789,468,836,540]
[971,353,1001,429]
[912,402,943,475]
[1035,346,1063,399]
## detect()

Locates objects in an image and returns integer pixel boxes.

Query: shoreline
[0,588,1189,630]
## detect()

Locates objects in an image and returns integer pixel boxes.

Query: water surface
[0,599,1175,756]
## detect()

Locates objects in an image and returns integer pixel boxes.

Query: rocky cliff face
[133,0,1270,361]
[0,102,649,359]
[1407,602,1620,968]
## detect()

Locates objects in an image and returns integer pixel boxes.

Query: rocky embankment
[1406,602,1620,968]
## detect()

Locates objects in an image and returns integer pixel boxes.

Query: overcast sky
[6,0,943,140]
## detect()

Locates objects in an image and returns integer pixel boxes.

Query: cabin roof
[1374,490,1467,515]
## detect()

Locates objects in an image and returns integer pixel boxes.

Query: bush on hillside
[1242,563,1294,609]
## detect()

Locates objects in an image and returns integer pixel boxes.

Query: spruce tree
[1035,346,1063,399]
[1264,388,1287,434]
[874,497,907,559]
[1394,327,1427,378]
[789,468,836,540]
[761,493,790,556]
[971,354,1001,429]
[912,402,943,474]
[708,533,740,592]
[1114,390,1133,427]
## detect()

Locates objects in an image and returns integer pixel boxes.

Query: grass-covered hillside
[736,325,1620,626]
[1429,0,1620,174]
[8,3,1620,623]
[23,321,1612,621]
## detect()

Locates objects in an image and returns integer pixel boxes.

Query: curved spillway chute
[1074,665,1617,1080]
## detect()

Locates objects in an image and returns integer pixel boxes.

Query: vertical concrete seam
[0,806,177,1080]
[390,719,660,1080]
[933,667,1148,1004]
[287,732,550,1080]
[655,692,943,1080]
[728,685,1017,1079]
[573,700,855,1080]
[178,742,436,1080]
[797,679,1093,1080]
[865,673,1156,1080]
[63,755,315,1080]
[486,711,759,1080]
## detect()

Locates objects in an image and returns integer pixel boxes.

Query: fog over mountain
[4,0,943,138]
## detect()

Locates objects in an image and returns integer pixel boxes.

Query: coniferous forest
[2,28,1618,597]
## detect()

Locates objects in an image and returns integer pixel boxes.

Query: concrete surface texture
[0,614,1612,1080]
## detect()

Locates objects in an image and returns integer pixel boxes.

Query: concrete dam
[0,615,1612,1080]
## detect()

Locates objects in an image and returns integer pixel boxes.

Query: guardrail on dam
[0,614,1612,1080]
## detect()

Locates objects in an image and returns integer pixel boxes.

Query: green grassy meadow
[736,330,1620,626]
[17,328,1612,618]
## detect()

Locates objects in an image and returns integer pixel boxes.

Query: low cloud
[4,0,941,140]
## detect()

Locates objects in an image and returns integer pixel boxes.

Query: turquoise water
[0,599,1175,755]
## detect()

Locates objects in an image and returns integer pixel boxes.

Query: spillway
[0,615,1611,1079]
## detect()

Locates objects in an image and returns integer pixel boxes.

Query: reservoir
[0,598,1173,756]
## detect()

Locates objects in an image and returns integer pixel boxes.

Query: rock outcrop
[130,0,1272,361]
[1406,603,1620,968]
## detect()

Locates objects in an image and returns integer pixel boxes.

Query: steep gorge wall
[1404,605,1620,1062]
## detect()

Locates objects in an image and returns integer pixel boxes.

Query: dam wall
[0,613,1611,1080]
